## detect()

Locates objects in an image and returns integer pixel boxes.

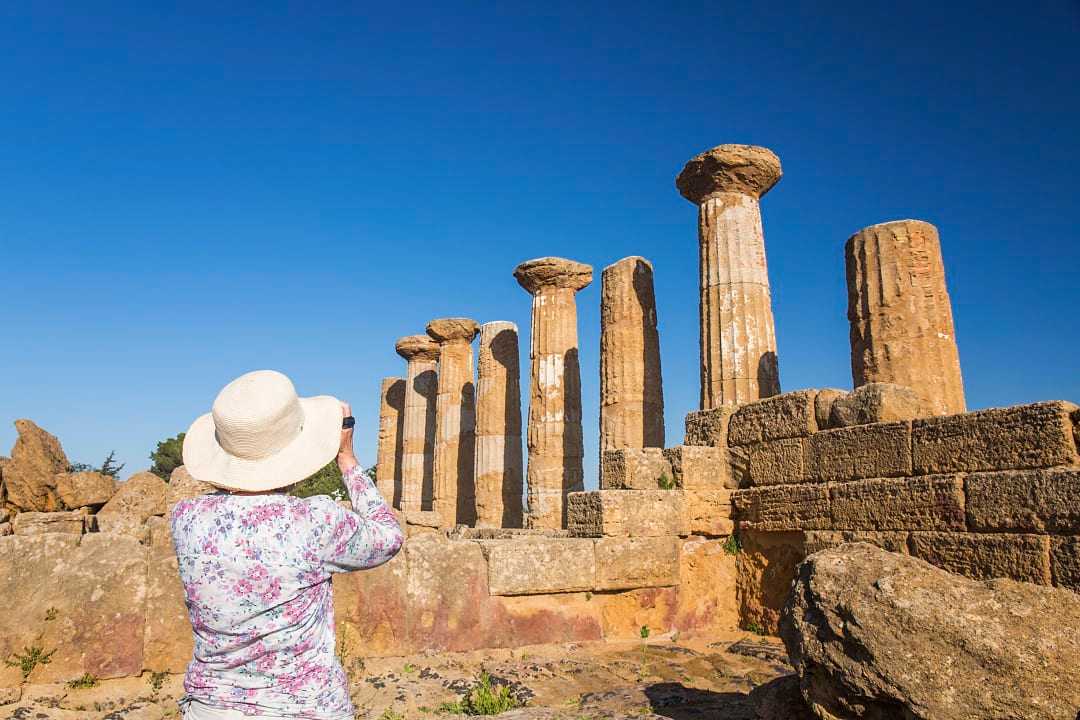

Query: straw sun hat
[182,370,342,492]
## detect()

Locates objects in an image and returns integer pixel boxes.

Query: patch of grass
[656,474,676,490]
[44,607,59,622]
[403,662,417,674]
[379,710,405,720]
[745,621,766,636]
[722,535,742,556]
[5,645,56,680]
[66,673,99,689]
[147,670,169,694]
[437,672,521,715]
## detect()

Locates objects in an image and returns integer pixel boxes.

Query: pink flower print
[260,577,282,604]
[234,578,254,595]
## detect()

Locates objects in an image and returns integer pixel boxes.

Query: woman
[171,369,404,719]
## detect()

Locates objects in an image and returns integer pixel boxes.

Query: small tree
[290,461,347,501]
[150,433,186,481]
[68,451,125,477]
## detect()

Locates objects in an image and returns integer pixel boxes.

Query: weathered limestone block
[728,390,818,446]
[594,536,678,590]
[684,406,736,447]
[599,256,665,453]
[746,438,806,486]
[0,508,8,523]
[597,587,678,640]
[830,475,966,531]
[683,488,734,537]
[846,219,966,416]
[600,448,672,490]
[908,532,1052,585]
[333,548,409,657]
[474,321,524,529]
[736,530,807,635]
[482,537,597,595]
[807,421,912,482]
[828,382,927,428]
[965,468,1080,534]
[144,554,191,673]
[96,471,167,538]
[427,317,480,527]
[375,377,406,507]
[0,523,10,537]
[663,445,734,489]
[813,388,847,430]
[0,533,146,681]
[732,484,830,532]
[166,465,214,515]
[566,490,688,537]
[1052,536,1080,592]
[676,144,782,408]
[404,534,492,652]
[11,510,84,535]
[913,400,1079,474]
[395,334,440,512]
[4,419,68,511]
[803,530,910,556]
[674,537,740,636]
[54,471,116,509]
[514,257,592,529]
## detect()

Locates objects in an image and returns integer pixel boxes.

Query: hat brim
[182,395,342,492]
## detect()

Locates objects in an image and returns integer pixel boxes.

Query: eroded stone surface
[663,445,733,489]
[474,321,524,528]
[676,144,782,203]
[746,438,806,486]
[594,537,678,591]
[732,484,830,532]
[806,421,912,482]
[600,448,671,490]
[54,471,116,509]
[567,490,688,538]
[830,475,965,531]
[4,419,69,512]
[165,465,213,515]
[907,532,1052,585]
[482,537,597,595]
[728,391,818,446]
[684,406,736,447]
[965,468,1080,534]
[828,382,927,427]
[96,471,166,538]
[11,510,84,536]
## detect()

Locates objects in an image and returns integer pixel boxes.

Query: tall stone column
[600,256,665,453]
[394,335,440,512]
[427,317,480,527]
[676,144,782,409]
[375,377,406,507]
[474,321,524,528]
[846,219,966,416]
[514,257,593,529]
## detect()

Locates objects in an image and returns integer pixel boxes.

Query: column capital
[513,257,593,294]
[395,334,440,361]
[426,317,480,344]
[676,144,781,204]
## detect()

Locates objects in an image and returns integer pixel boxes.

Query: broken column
[846,219,966,416]
[676,144,782,409]
[514,257,593,529]
[394,335,440,512]
[427,317,480,527]
[474,321,524,528]
[375,377,406,507]
[600,256,665,454]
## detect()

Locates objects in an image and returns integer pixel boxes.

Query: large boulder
[780,543,1080,720]
[54,471,116,509]
[3,420,69,511]
[11,510,85,536]
[828,383,927,428]
[96,471,166,539]
[165,465,214,515]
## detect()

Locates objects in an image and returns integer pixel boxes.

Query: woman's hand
[337,401,359,474]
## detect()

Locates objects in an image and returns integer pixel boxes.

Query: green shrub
[656,474,676,490]
[438,672,521,715]
[722,534,742,555]
[66,673,99,689]
[68,450,125,478]
[149,433,186,481]
[5,645,55,679]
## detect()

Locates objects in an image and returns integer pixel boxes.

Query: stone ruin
[1,142,1077,716]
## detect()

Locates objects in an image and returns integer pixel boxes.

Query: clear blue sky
[2,1,1078,485]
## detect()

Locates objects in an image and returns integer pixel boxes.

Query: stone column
[600,256,665,453]
[375,377,406,507]
[427,317,480,527]
[676,144,783,409]
[474,321,524,528]
[394,335,440,512]
[846,219,966,416]
[514,257,593,529]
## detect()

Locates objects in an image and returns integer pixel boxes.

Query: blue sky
[2,1,1078,484]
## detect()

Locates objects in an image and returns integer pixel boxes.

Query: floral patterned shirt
[170,464,404,719]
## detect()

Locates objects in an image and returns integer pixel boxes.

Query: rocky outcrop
[165,465,213,514]
[54,471,116,509]
[780,543,1080,720]
[11,510,85,535]
[3,419,69,511]
[96,471,167,539]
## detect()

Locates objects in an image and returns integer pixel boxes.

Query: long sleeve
[318,464,404,573]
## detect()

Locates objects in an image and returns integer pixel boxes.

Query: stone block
[405,534,493,652]
[600,448,671,490]
[736,530,807,635]
[482,537,597,594]
[912,401,1080,474]
[684,406,736,447]
[732,484,830,532]
[663,445,734,489]
[597,587,678,640]
[830,475,966,531]
[803,530,910,556]
[593,536,678,590]
[674,538,739,636]
[908,532,1052,585]
[830,383,928,427]
[683,488,734,537]
[54,471,116,509]
[97,471,167,538]
[144,554,192,672]
[965,469,1080,535]
[566,490,688,538]
[807,421,912,482]
[0,523,10,537]
[333,547,409,657]
[1051,536,1080,592]
[746,438,806,486]
[12,510,84,535]
[814,388,848,430]
[728,390,819,446]
[166,465,214,514]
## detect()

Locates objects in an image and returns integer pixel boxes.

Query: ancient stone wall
[681,388,1080,633]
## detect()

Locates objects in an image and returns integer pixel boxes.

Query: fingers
[340,400,352,417]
